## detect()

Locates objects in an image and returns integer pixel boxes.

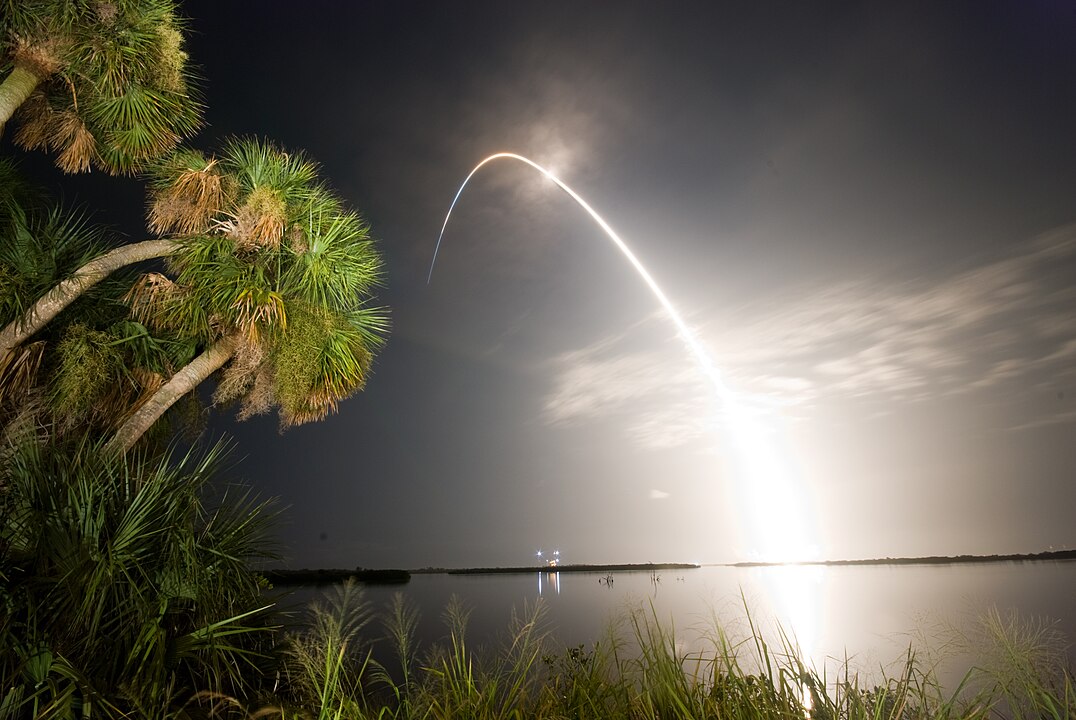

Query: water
[283,562,1076,684]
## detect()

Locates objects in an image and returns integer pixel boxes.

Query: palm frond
[52,109,98,173]
[0,340,44,408]
[4,0,203,175]
[221,136,320,201]
[147,149,227,235]
[88,84,191,174]
[0,436,277,716]
[0,157,45,216]
[0,203,116,325]
[11,90,54,151]
[271,302,386,428]
[283,209,384,310]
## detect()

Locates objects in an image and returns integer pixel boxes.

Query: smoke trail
[427,153,734,401]
[427,152,814,565]
[428,152,820,667]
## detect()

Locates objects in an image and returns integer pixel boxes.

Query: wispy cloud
[542,224,1076,447]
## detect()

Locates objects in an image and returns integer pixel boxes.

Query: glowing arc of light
[427,152,734,402]
[427,151,814,567]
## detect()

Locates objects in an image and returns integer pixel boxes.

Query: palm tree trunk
[0,66,41,128]
[107,333,241,454]
[0,238,180,359]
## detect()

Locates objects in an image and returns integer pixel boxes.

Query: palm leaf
[0,437,278,715]
[283,209,384,310]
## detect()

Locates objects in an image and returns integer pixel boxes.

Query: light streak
[428,152,816,568]
[428,154,738,397]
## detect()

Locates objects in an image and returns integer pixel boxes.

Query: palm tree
[0,158,181,444]
[109,137,389,451]
[0,0,201,174]
[0,139,388,451]
[0,234,178,364]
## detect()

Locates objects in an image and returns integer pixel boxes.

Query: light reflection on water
[284,562,1076,685]
[537,570,560,596]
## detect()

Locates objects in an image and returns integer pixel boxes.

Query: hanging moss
[50,323,124,422]
[272,303,371,428]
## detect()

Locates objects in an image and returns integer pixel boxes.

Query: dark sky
[20,2,1076,568]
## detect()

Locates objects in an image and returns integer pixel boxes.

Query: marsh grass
[259,587,1076,720]
[6,443,1068,720]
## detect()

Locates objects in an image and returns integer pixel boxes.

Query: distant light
[429,152,817,566]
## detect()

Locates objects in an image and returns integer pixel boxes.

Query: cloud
[649,489,671,500]
[542,224,1076,447]
[542,329,715,450]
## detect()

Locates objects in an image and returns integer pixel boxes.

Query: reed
[264,590,1076,720]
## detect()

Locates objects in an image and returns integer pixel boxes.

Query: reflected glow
[755,564,825,675]
[537,570,561,596]
[428,152,816,563]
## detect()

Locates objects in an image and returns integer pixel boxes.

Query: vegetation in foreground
[0,439,279,718]
[262,585,1076,720]
[1,4,1073,719]
[3,442,1074,719]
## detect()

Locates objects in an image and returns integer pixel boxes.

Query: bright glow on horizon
[428,152,816,564]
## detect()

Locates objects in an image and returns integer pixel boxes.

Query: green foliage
[1,0,202,174]
[50,322,123,419]
[282,581,375,720]
[143,137,389,432]
[260,596,1076,720]
[272,303,381,427]
[0,156,45,223]
[283,210,382,310]
[0,164,195,441]
[0,196,120,329]
[0,436,278,719]
[160,233,278,342]
[221,136,321,200]
[371,593,422,718]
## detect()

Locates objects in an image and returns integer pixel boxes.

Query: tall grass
[281,580,375,720]
[267,589,1076,720]
[4,435,1071,719]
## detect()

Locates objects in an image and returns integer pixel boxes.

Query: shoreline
[262,562,699,585]
[725,549,1076,568]
[263,550,1076,585]
[442,562,699,575]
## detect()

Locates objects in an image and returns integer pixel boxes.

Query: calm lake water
[283,562,1076,683]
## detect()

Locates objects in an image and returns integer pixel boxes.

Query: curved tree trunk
[0,238,180,359]
[107,333,241,454]
[0,66,41,129]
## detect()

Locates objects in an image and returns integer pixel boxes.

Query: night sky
[17,2,1076,568]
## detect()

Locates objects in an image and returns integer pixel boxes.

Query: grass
[5,439,1072,719]
[248,584,1076,720]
